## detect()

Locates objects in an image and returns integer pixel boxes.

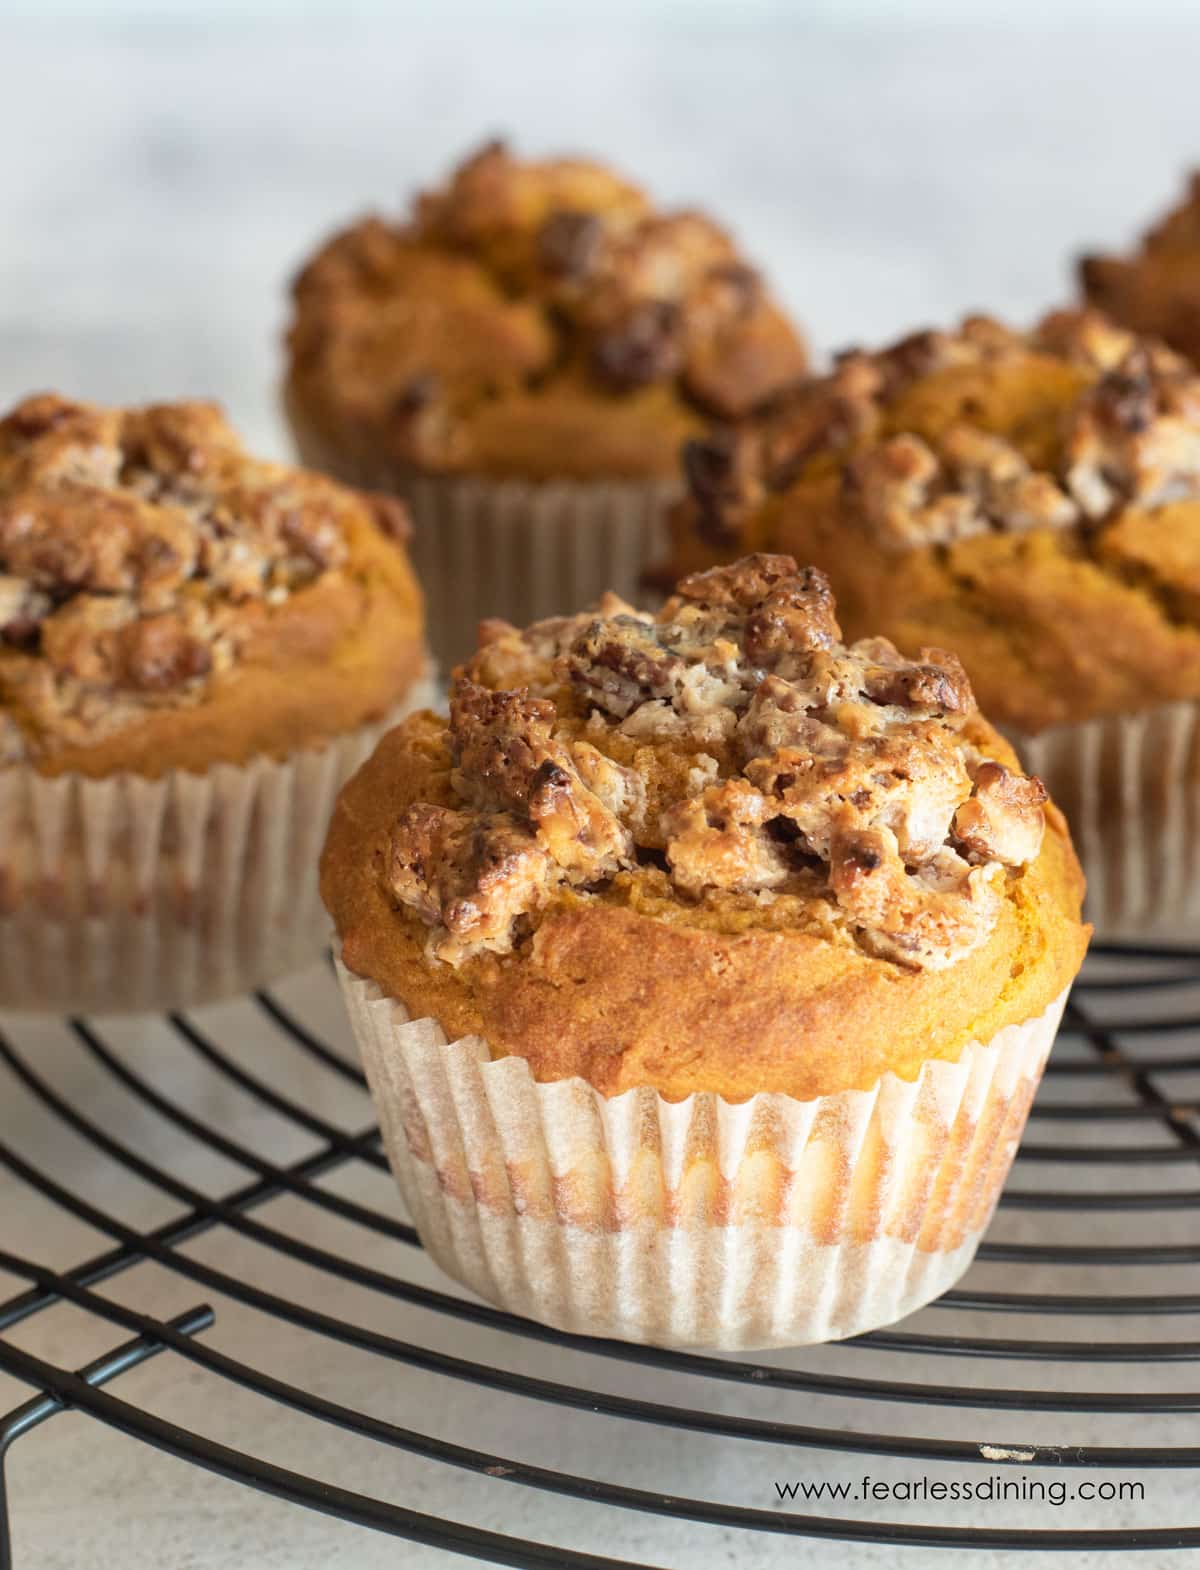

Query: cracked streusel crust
[285,139,808,482]
[322,557,1087,1100]
[661,310,1200,731]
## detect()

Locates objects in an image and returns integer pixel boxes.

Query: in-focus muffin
[0,393,431,1012]
[323,554,1087,1349]
[1081,173,1200,366]
[285,138,807,665]
[661,308,1200,939]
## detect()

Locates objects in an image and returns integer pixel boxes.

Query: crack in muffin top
[0,393,411,762]
[677,308,1200,552]
[386,555,1046,972]
[286,139,808,478]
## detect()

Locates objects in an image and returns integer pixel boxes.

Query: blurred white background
[1,1,1199,458]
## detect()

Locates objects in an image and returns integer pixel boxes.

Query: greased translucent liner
[1015,701,1200,942]
[338,958,1067,1351]
[0,676,435,1014]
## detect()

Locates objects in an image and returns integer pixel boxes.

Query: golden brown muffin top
[285,139,808,480]
[382,554,1047,974]
[0,393,416,768]
[666,310,1200,730]
[1081,173,1200,365]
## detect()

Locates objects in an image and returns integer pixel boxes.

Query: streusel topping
[0,393,408,759]
[386,555,1045,971]
[1081,173,1200,369]
[682,309,1200,549]
[288,140,807,475]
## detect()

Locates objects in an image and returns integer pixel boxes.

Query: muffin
[323,554,1087,1349]
[284,138,807,666]
[661,308,1200,940]
[0,392,431,1013]
[1081,173,1200,366]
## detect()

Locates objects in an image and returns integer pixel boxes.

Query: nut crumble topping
[0,393,403,758]
[386,555,1045,970]
[679,308,1200,551]
[288,139,808,473]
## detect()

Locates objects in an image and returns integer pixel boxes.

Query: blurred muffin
[284,138,807,664]
[0,393,431,1012]
[661,308,1200,938]
[323,554,1086,1348]
[1081,173,1200,365]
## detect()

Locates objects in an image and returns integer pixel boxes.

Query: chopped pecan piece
[747,724,971,866]
[846,435,986,550]
[527,757,633,877]
[673,552,810,613]
[743,566,841,664]
[448,682,560,811]
[591,300,683,389]
[559,616,683,717]
[857,642,974,716]
[1033,309,1140,371]
[680,429,767,547]
[663,779,791,897]
[386,804,554,961]
[829,830,1004,970]
[1065,347,1200,517]
[939,426,1078,534]
[115,614,213,693]
[953,761,1047,867]
[537,210,606,279]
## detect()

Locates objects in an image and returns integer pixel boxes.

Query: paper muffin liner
[1013,700,1200,943]
[400,474,680,669]
[337,958,1066,1350]
[0,676,436,1015]
[287,421,678,670]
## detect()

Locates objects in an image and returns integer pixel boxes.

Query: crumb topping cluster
[288,140,807,470]
[0,394,405,759]
[683,309,1200,550]
[1081,173,1200,364]
[387,555,1045,971]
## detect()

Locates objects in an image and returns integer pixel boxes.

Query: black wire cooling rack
[2,942,1200,1565]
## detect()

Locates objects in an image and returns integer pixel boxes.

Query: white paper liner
[402,474,679,669]
[287,420,678,670]
[337,958,1066,1350]
[1013,701,1200,942]
[0,676,436,1014]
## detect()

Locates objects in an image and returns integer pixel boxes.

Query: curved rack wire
[2,943,1199,1564]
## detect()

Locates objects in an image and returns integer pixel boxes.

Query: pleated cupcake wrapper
[402,474,679,669]
[287,422,677,671]
[339,958,1065,1350]
[1013,700,1200,943]
[0,677,436,1014]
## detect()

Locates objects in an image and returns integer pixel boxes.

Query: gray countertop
[3,12,1200,1568]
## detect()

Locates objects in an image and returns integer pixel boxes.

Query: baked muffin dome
[0,393,426,777]
[285,139,808,483]
[323,555,1086,1101]
[661,309,1200,733]
[1081,173,1200,367]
